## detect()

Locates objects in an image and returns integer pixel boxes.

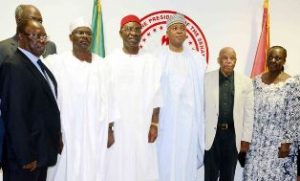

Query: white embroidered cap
[166,13,185,29]
[69,17,91,33]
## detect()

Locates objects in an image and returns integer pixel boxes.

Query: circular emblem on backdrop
[140,10,209,62]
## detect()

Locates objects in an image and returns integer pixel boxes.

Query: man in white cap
[105,14,162,181]
[155,12,206,181]
[44,17,117,181]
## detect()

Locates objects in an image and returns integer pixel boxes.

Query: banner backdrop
[101,0,262,74]
[100,0,300,76]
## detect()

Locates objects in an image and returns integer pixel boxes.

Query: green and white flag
[91,0,105,57]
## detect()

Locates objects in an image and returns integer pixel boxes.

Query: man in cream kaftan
[105,14,162,181]
[45,52,110,181]
[156,13,206,181]
[45,18,114,181]
[156,46,206,181]
[105,48,162,181]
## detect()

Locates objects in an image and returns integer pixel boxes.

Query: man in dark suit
[0,19,62,181]
[0,4,56,64]
[0,5,56,166]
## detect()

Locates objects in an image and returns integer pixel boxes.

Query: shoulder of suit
[0,45,19,65]
[0,37,15,43]
[205,69,218,77]
[0,37,16,50]
[47,41,56,48]
[46,40,56,47]
[2,51,24,66]
[204,70,218,84]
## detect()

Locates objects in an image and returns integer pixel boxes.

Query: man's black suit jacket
[0,49,61,167]
[0,35,56,167]
[0,35,57,64]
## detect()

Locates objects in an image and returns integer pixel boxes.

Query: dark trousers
[3,161,47,181]
[204,129,238,181]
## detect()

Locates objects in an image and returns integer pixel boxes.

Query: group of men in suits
[0,4,61,181]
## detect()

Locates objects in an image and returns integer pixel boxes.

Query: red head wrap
[120,14,141,28]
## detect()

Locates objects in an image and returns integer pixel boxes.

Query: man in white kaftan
[105,14,162,181]
[45,18,114,181]
[156,13,206,181]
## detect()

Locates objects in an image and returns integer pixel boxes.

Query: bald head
[15,4,42,25]
[218,47,236,58]
[18,19,47,57]
[218,47,237,76]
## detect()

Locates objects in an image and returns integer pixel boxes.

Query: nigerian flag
[91,0,105,57]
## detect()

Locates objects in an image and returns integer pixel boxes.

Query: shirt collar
[18,47,40,63]
[219,69,234,81]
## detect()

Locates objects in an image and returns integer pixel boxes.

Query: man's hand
[148,125,158,143]
[22,160,37,172]
[278,143,290,158]
[297,176,300,181]
[107,125,115,148]
[238,141,249,167]
[148,108,159,143]
[240,141,250,152]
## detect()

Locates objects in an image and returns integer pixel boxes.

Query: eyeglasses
[23,32,48,41]
[122,26,142,33]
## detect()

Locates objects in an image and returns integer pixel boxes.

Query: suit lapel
[233,72,241,115]
[17,50,57,102]
[214,70,219,112]
[44,65,58,96]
